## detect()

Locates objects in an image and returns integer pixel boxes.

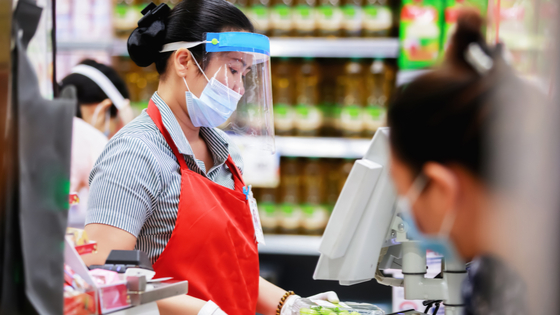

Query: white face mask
[91,103,111,137]
[183,52,242,128]
[397,174,460,260]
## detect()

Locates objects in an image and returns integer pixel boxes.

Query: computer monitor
[314,127,398,285]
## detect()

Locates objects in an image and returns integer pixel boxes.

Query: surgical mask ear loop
[183,77,191,92]
[91,102,105,127]
[186,50,210,83]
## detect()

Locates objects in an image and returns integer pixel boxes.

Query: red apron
[147,100,260,315]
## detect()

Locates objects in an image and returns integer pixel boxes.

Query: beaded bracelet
[276,291,296,315]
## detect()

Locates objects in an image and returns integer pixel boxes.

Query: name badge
[244,185,266,245]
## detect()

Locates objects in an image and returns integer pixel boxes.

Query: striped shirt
[85,92,244,264]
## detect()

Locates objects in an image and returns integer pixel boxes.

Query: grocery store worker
[60,59,133,226]
[83,1,339,315]
[60,59,135,138]
[387,11,539,315]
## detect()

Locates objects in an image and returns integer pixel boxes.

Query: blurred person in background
[60,59,133,227]
[387,10,542,315]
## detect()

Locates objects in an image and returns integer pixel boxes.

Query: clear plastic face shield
[71,65,134,137]
[161,32,275,154]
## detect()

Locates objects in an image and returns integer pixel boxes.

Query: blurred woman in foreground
[387,10,541,315]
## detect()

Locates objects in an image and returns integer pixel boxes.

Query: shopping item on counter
[398,0,444,69]
[298,300,385,315]
[89,269,122,286]
[66,228,98,255]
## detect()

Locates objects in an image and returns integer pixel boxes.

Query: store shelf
[276,136,371,158]
[58,38,400,58]
[258,235,322,256]
[270,37,400,58]
[57,41,114,52]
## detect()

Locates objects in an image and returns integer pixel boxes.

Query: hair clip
[138,2,171,27]
[465,43,494,75]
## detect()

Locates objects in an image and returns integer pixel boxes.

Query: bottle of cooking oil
[278,157,302,234]
[293,0,317,36]
[272,58,295,136]
[363,59,387,137]
[339,58,365,137]
[339,158,354,193]
[362,0,392,37]
[316,0,343,37]
[270,0,294,36]
[301,158,329,235]
[294,58,322,137]
[258,188,279,234]
[342,0,363,37]
[248,0,271,35]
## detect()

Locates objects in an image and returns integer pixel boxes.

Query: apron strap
[147,100,189,171]
[225,156,245,189]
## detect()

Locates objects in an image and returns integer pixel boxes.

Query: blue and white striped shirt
[86,92,244,263]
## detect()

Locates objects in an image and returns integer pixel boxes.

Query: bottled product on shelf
[363,59,387,137]
[294,58,322,137]
[278,157,303,234]
[255,158,356,236]
[362,0,393,37]
[272,57,296,136]
[342,0,363,37]
[270,0,294,36]
[258,188,279,234]
[301,158,329,235]
[247,0,271,35]
[294,0,318,37]
[316,0,343,37]
[269,58,396,138]
[338,58,365,138]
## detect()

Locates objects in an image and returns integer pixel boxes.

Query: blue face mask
[183,52,243,128]
[397,174,460,260]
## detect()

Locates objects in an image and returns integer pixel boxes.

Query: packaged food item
[317,0,344,37]
[363,59,387,138]
[271,0,294,36]
[258,188,279,234]
[398,0,444,69]
[294,58,323,137]
[342,0,363,37]
[273,58,296,136]
[339,59,365,138]
[278,157,303,234]
[301,158,329,235]
[362,0,393,37]
[248,0,271,35]
[294,0,317,36]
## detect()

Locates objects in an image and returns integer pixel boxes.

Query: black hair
[387,10,535,181]
[127,0,254,76]
[59,59,130,118]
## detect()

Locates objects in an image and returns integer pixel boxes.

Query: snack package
[398,0,444,69]
[299,300,385,315]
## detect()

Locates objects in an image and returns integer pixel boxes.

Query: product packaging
[398,0,444,69]
[299,300,385,315]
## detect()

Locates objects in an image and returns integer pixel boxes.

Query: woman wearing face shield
[60,59,133,227]
[387,11,536,315]
[82,1,338,315]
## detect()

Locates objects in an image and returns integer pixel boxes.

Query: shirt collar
[150,92,230,166]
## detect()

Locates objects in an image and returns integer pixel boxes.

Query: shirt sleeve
[85,135,162,237]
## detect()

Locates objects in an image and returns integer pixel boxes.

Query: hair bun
[127,2,171,67]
